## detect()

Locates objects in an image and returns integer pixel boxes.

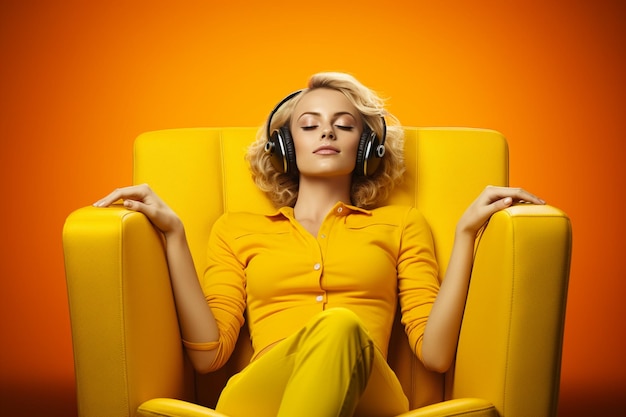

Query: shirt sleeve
[397,207,440,363]
[200,213,247,372]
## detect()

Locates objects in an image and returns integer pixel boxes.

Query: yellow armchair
[63,127,571,417]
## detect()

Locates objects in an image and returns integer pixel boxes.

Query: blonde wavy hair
[246,72,405,209]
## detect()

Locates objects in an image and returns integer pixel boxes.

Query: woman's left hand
[457,185,545,237]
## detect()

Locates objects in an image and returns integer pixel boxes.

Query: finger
[520,190,545,205]
[482,196,513,219]
[484,186,545,206]
[93,189,126,208]
[93,185,150,208]
[122,199,167,231]
[507,188,545,205]
[122,198,149,214]
[496,196,514,210]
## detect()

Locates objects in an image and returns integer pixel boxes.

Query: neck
[293,175,352,232]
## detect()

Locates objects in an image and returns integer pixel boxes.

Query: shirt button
[337,207,343,213]
[316,295,324,302]
[313,263,321,271]
[320,234,326,239]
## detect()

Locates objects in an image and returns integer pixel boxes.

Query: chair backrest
[133,127,508,409]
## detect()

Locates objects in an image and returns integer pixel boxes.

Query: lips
[313,146,340,154]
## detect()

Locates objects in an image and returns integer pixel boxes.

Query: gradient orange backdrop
[1,1,624,416]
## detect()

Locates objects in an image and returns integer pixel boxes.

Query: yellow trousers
[216,308,409,417]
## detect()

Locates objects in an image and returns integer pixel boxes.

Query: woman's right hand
[93,184,182,237]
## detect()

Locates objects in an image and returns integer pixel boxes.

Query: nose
[321,127,335,140]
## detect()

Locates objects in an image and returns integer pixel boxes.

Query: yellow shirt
[201,202,439,372]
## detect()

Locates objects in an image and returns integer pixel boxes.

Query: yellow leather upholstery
[63,127,571,417]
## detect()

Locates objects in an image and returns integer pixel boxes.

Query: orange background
[1,1,624,416]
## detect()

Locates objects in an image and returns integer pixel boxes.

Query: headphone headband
[378,116,387,150]
[266,89,304,143]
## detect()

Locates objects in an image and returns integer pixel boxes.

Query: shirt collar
[266,201,372,218]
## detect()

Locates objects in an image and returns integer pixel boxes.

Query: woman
[94,72,544,417]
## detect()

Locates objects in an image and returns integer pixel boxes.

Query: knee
[315,308,368,338]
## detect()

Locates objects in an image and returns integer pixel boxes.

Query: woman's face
[290,88,363,178]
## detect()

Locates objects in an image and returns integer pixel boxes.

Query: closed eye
[301,126,318,131]
[335,125,354,131]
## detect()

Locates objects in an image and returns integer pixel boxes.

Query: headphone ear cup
[266,126,297,175]
[355,127,381,177]
[355,129,369,177]
[279,126,297,175]
[266,129,284,173]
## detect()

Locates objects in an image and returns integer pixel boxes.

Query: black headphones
[264,90,387,177]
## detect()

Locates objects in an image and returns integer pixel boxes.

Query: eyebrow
[296,111,357,121]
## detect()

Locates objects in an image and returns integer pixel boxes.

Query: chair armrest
[63,206,190,417]
[451,204,572,417]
